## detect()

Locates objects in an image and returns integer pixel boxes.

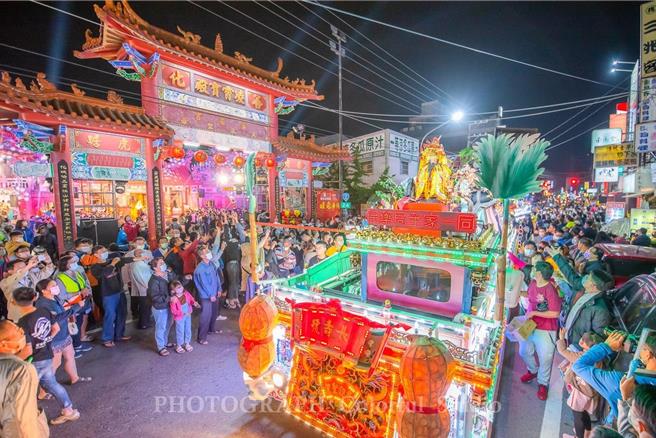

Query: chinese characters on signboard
[366,209,478,233]
[152,168,164,235]
[346,130,385,160]
[315,189,340,221]
[594,166,620,183]
[57,160,74,249]
[593,143,637,167]
[279,170,308,188]
[388,132,419,161]
[591,128,623,152]
[72,130,144,155]
[640,77,656,123]
[635,121,656,152]
[642,2,656,79]
[606,202,626,223]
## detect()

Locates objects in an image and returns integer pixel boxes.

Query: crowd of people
[510,196,656,438]
[0,207,353,433]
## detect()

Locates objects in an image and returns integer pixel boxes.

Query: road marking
[539,357,564,438]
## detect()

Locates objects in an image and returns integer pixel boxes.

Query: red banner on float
[366,209,477,233]
[289,299,402,371]
[315,189,340,221]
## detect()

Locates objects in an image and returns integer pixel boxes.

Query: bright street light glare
[451,111,464,121]
[611,68,616,73]
[612,60,618,66]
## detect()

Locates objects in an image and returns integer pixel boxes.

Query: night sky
[0,1,639,177]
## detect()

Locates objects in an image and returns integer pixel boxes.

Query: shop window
[400,160,409,175]
[362,161,373,175]
[73,180,147,219]
[375,261,451,302]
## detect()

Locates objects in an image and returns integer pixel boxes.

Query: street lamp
[419,111,464,147]
[611,68,632,73]
[612,60,634,66]
[610,60,635,73]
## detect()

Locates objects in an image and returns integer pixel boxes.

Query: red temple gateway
[0,72,172,250]
[75,0,343,221]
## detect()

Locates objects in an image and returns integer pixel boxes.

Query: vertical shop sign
[642,2,656,79]
[152,168,164,235]
[57,160,74,249]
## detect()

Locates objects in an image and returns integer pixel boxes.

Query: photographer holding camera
[573,331,656,424]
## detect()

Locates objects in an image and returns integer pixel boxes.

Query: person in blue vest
[573,331,656,424]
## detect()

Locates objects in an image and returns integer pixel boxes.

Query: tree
[344,149,372,207]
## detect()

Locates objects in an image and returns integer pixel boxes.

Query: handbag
[68,316,79,336]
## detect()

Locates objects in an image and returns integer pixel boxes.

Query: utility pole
[330,25,347,196]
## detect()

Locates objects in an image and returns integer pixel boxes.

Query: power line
[545,119,609,151]
[210,1,421,113]
[257,0,436,103]
[303,0,623,89]
[300,0,456,103]
[302,100,385,131]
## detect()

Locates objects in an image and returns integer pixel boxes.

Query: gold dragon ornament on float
[413,137,453,203]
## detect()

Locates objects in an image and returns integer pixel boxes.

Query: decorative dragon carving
[36,73,57,92]
[107,90,124,104]
[272,57,283,78]
[214,33,223,53]
[70,84,85,97]
[176,25,201,44]
[234,52,252,64]
[83,29,102,50]
[14,77,26,91]
[1,71,10,85]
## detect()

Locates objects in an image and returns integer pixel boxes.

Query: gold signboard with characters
[593,143,637,167]
[642,2,656,78]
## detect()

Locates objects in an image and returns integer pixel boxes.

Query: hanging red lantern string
[254,156,264,167]
[171,145,185,159]
[194,150,208,163]
[265,157,276,168]
[234,155,245,168]
[214,153,226,165]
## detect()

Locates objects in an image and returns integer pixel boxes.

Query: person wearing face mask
[13,287,81,425]
[34,279,90,386]
[55,256,94,354]
[5,231,29,259]
[194,247,222,345]
[573,332,656,426]
[73,238,93,260]
[522,241,539,263]
[122,215,140,243]
[169,280,200,354]
[147,257,174,356]
[606,382,656,438]
[0,319,50,437]
[125,236,151,258]
[31,226,57,261]
[1,259,40,321]
[129,249,153,330]
[153,237,170,259]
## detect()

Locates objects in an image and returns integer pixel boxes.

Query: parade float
[237,135,548,438]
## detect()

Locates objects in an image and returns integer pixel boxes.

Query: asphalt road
[41,298,576,438]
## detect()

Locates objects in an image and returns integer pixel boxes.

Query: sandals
[70,377,92,385]
[158,348,170,356]
[50,409,80,425]
[38,392,53,401]
[175,346,185,354]
[184,343,194,352]
[117,336,132,342]
[103,341,115,348]
[80,335,95,342]
[197,340,209,345]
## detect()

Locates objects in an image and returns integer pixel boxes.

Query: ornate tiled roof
[75,0,322,100]
[0,71,173,137]
[274,131,350,162]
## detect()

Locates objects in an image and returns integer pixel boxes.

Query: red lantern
[194,150,208,163]
[234,155,245,168]
[254,156,264,167]
[265,157,276,168]
[171,145,185,159]
[213,153,226,165]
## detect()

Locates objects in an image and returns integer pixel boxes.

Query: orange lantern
[171,145,185,159]
[234,155,245,168]
[237,339,275,379]
[265,157,276,168]
[397,403,450,438]
[399,336,454,408]
[194,150,208,163]
[214,153,226,165]
[238,294,278,341]
[254,156,264,167]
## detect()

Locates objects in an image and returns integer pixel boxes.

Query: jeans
[245,275,256,303]
[152,307,172,351]
[102,293,127,342]
[197,299,218,342]
[518,328,557,386]
[175,315,192,346]
[131,296,151,328]
[34,359,72,409]
[72,298,92,347]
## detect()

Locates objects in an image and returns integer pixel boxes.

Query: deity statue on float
[413,137,453,203]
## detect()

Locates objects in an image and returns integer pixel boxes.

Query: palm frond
[473,134,548,199]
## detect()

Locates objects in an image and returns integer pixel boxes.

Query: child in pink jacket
[169,280,200,353]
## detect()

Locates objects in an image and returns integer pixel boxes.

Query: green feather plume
[473,134,548,199]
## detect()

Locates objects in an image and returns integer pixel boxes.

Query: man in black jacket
[148,257,173,356]
[89,247,134,348]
